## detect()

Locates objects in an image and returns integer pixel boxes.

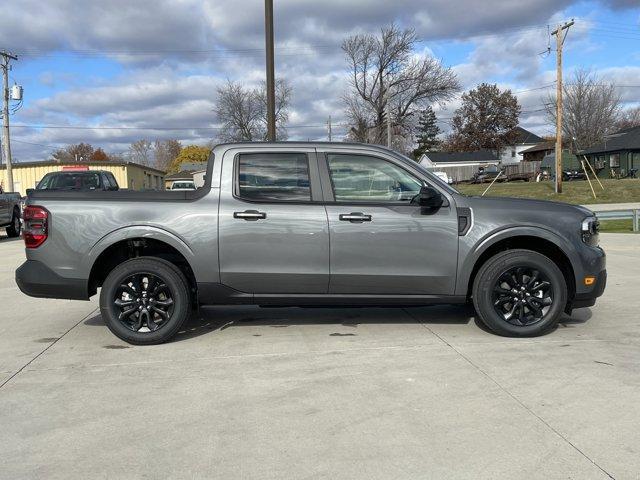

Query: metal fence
[595,209,640,232]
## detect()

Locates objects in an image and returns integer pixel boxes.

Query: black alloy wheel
[472,249,567,337]
[492,267,553,326]
[114,272,175,332]
[100,257,191,345]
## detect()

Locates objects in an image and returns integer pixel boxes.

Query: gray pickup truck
[0,186,21,238]
[16,142,606,344]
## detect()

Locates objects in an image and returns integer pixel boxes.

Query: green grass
[599,219,637,233]
[456,179,640,205]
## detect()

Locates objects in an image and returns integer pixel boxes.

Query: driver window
[327,154,422,202]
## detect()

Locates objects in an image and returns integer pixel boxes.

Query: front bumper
[16,260,88,300]
[571,246,607,309]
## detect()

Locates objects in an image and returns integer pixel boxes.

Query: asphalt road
[1,233,639,479]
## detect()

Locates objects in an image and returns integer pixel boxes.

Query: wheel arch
[86,227,198,298]
[459,228,577,306]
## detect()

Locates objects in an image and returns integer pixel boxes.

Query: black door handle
[234,210,267,221]
[339,212,372,223]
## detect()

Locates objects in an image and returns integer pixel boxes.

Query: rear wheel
[6,209,21,237]
[99,257,191,345]
[472,249,567,336]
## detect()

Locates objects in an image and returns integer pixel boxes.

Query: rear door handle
[339,212,372,223]
[234,210,267,221]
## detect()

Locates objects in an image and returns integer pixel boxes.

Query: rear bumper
[15,260,89,300]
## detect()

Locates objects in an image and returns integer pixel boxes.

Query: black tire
[6,209,21,238]
[472,249,567,337]
[99,257,191,345]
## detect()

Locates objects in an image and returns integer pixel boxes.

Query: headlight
[581,216,600,246]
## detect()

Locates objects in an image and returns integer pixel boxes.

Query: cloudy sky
[1,0,639,161]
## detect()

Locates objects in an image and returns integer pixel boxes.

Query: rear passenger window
[237,153,311,202]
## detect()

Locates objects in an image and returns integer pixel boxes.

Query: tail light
[23,206,49,248]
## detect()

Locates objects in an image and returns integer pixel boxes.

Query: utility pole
[551,20,574,194]
[1,51,17,192]
[385,90,392,148]
[264,0,276,141]
[326,115,332,141]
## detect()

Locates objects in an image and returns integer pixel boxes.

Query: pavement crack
[0,308,99,391]
[402,308,616,480]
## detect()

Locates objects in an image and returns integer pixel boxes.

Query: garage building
[0,160,166,196]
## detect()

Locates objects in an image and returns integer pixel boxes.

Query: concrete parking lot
[1,233,639,480]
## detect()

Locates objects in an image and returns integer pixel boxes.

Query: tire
[99,257,191,345]
[6,209,21,238]
[472,249,567,337]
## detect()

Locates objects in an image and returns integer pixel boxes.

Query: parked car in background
[0,185,21,237]
[471,165,504,184]
[432,171,452,184]
[17,142,606,345]
[169,180,196,191]
[33,170,119,193]
[562,170,587,181]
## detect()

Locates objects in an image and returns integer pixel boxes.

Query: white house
[499,126,545,165]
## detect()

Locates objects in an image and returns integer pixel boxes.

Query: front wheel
[472,249,567,336]
[99,257,191,345]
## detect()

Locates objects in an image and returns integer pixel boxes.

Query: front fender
[455,225,580,296]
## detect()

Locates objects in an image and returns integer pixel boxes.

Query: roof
[0,160,166,174]
[422,150,500,164]
[582,126,640,154]
[511,126,545,145]
[520,140,555,154]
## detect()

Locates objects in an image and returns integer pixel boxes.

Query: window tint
[37,172,101,190]
[238,153,310,202]
[327,154,422,203]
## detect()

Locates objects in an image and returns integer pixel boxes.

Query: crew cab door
[319,149,459,295]
[218,147,329,293]
[0,188,9,225]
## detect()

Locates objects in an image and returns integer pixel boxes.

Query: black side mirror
[26,188,34,196]
[416,186,444,208]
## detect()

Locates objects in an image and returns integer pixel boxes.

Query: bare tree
[154,139,182,171]
[52,143,95,162]
[545,69,621,150]
[214,79,292,142]
[614,106,640,131]
[342,24,459,148]
[129,139,154,166]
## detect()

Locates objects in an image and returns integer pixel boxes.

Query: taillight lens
[23,206,49,248]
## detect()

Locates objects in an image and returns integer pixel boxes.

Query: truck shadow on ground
[84,304,593,343]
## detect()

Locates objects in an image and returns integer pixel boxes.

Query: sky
[1,0,639,162]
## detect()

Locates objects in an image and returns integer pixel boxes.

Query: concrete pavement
[1,233,638,479]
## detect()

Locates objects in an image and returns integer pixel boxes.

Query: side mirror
[416,186,444,208]
[26,188,34,196]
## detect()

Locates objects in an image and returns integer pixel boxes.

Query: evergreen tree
[413,106,441,159]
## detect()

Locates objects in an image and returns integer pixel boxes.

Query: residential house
[581,126,640,178]
[419,150,500,183]
[519,140,555,163]
[499,126,545,164]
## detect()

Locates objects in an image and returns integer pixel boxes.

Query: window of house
[511,148,516,158]
[237,153,311,202]
[327,154,422,203]
[610,153,620,168]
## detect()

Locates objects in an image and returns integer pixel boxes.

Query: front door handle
[234,210,267,221]
[339,212,372,223]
